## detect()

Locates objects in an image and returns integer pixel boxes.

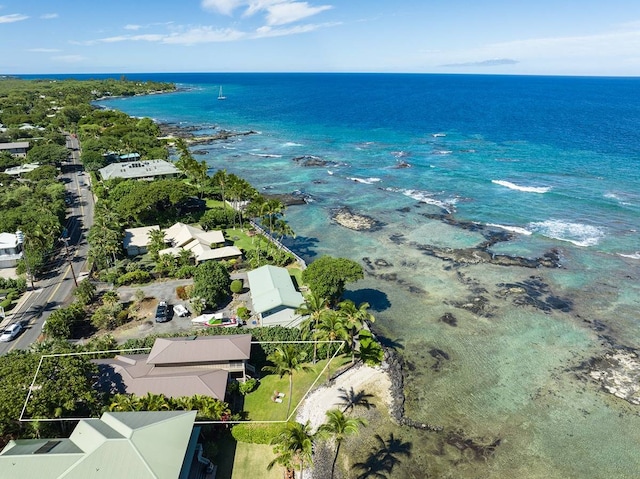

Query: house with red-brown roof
[95,334,254,401]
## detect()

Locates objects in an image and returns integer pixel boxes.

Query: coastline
[95,76,640,479]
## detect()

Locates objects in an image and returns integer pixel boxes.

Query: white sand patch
[295,362,392,431]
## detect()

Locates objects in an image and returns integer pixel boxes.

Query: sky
[2,0,640,76]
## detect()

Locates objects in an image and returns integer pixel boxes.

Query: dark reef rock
[263,191,310,206]
[439,312,458,327]
[497,277,573,312]
[292,155,340,167]
[451,294,495,317]
[429,348,450,371]
[332,207,383,231]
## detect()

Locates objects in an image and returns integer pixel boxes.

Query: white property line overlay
[20,340,347,425]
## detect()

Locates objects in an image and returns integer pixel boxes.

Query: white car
[173,304,190,317]
[0,323,23,342]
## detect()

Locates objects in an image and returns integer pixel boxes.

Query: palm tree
[268,421,315,479]
[108,393,141,412]
[101,289,119,308]
[262,345,311,418]
[212,169,229,208]
[338,300,376,363]
[147,228,166,260]
[314,310,347,377]
[318,409,367,479]
[337,387,376,414]
[296,292,329,364]
[138,392,170,411]
[177,248,194,267]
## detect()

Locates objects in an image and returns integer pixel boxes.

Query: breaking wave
[492,180,551,193]
[528,220,605,247]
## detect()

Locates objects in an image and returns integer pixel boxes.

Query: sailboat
[217,86,227,100]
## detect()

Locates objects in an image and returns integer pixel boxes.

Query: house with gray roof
[0,410,216,479]
[246,265,305,327]
[0,141,29,158]
[98,159,181,181]
[94,334,254,401]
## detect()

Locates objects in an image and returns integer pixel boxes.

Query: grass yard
[214,436,281,479]
[243,355,351,422]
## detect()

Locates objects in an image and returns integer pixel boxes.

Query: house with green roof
[0,410,216,479]
[246,265,305,327]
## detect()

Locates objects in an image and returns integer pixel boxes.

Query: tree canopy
[301,256,364,304]
[192,260,231,309]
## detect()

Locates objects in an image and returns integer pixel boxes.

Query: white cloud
[28,48,61,52]
[124,24,142,30]
[52,55,85,63]
[0,13,28,23]
[201,0,245,15]
[264,2,332,26]
[40,13,58,20]
[99,34,165,43]
[163,26,245,44]
[254,20,338,38]
[201,0,332,25]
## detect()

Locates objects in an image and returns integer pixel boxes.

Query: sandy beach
[295,362,393,431]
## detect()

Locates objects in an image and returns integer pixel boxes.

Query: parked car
[155,301,170,323]
[0,323,23,342]
[173,304,190,317]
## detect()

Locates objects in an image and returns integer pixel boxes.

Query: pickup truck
[173,304,190,317]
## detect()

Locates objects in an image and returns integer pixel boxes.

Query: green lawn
[243,356,351,422]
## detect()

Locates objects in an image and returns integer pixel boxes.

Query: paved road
[0,134,93,354]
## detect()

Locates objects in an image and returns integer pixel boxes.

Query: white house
[122,225,160,256]
[247,265,305,327]
[0,232,23,268]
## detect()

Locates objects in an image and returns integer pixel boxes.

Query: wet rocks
[429,348,450,371]
[497,277,573,312]
[292,155,339,167]
[332,207,383,231]
[587,349,640,405]
[263,191,310,206]
[385,348,444,432]
[439,312,458,327]
[451,294,495,317]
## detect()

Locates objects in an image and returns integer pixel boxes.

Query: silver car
[0,323,23,342]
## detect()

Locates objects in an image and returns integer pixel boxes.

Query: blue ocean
[72,72,640,477]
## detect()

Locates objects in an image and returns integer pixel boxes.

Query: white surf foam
[486,223,532,236]
[432,133,446,138]
[282,142,302,147]
[387,188,456,213]
[346,177,381,185]
[617,252,640,259]
[528,220,605,247]
[492,180,551,193]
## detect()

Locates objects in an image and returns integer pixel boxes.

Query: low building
[98,159,181,181]
[0,141,29,158]
[123,225,160,256]
[94,334,254,400]
[0,410,216,479]
[4,162,40,176]
[247,265,305,327]
[0,231,23,268]
[159,222,242,264]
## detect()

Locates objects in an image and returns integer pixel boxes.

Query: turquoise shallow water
[89,73,640,478]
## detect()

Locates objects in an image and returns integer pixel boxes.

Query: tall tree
[268,421,315,479]
[262,345,311,418]
[318,409,367,479]
[192,260,231,309]
[301,256,364,305]
[296,292,329,364]
[337,300,375,363]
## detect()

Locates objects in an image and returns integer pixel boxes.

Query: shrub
[116,270,152,286]
[238,378,259,395]
[230,279,243,294]
[236,306,250,320]
[231,423,283,444]
[176,285,189,300]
